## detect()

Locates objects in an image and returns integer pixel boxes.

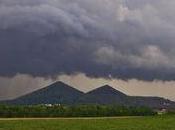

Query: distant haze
[0,74,175,101]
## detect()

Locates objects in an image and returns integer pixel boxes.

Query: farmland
[0,116,175,130]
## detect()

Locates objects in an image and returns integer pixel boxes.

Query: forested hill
[2,82,175,109]
[3,81,84,105]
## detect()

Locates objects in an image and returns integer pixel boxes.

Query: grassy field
[0,116,174,130]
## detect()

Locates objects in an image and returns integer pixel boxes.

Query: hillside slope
[5,81,84,105]
[2,82,175,109]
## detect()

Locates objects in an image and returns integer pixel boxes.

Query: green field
[0,116,174,130]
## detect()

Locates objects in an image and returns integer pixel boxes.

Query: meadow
[0,116,175,130]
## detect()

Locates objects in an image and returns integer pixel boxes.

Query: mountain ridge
[77,85,128,105]
[4,81,84,105]
[2,81,175,109]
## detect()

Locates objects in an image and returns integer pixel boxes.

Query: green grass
[0,116,174,130]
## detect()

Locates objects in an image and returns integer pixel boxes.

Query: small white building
[157,109,167,115]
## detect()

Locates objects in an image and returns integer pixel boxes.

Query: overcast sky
[0,0,175,101]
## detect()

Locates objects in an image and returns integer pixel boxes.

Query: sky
[0,0,175,101]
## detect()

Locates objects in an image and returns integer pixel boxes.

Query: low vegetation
[0,116,175,130]
[0,104,156,118]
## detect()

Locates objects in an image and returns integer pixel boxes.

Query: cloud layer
[0,0,175,80]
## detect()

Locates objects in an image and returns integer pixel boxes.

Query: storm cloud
[0,0,175,80]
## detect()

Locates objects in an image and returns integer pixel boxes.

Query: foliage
[0,104,156,118]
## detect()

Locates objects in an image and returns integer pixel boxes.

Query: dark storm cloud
[0,0,175,80]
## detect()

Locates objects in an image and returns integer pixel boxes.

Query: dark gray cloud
[0,0,175,81]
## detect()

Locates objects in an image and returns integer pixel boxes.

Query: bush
[0,104,156,118]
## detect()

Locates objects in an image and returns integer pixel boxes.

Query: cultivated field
[0,116,174,130]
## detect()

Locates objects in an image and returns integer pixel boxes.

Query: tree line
[0,104,156,117]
